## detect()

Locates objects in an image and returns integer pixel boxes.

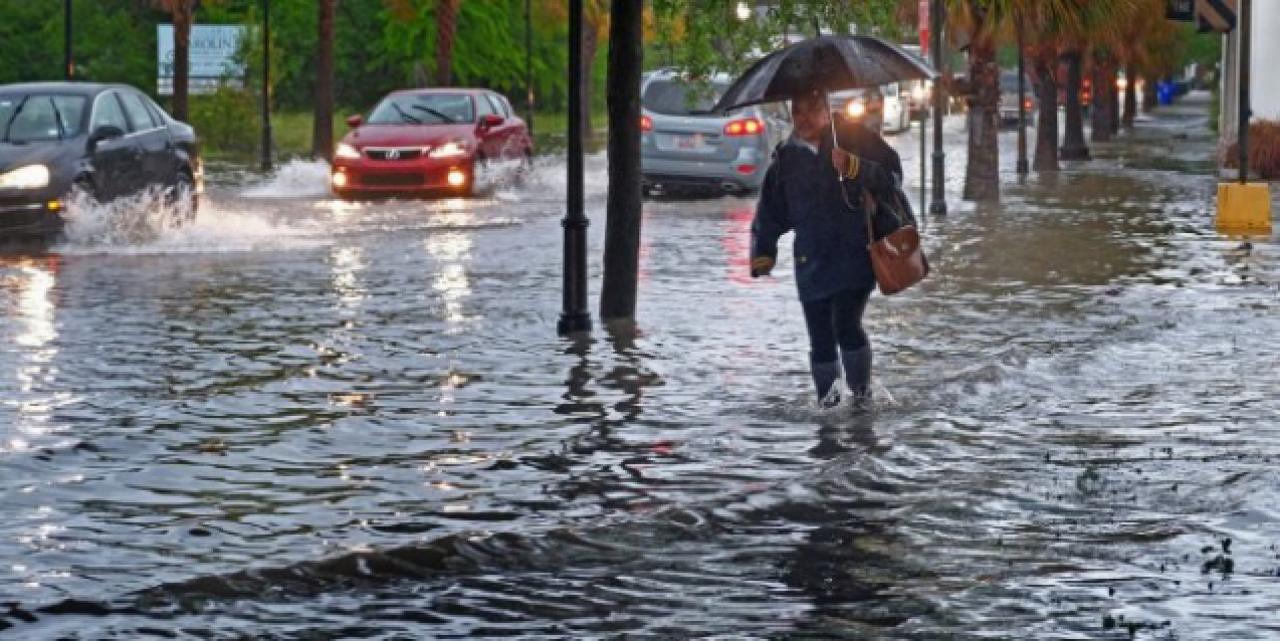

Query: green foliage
[188,86,258,157]
[648,0,903,86]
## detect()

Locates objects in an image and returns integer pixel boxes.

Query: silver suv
[641,70,790,196]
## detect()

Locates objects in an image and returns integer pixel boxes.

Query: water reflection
[329,245,366,312]
[0,255,62,440]
[425,230,474,329]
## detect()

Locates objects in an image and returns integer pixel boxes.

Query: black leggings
[801,287,873,363]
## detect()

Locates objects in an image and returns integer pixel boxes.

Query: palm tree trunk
[600,0,644,321]
[962,26,1000,202]
[580,24,598,142]
[1032,54,1059,171]
[1141,76,1157,112]
[1090,61,1112,143]
[1123,64,1137,128]
[312,0,336,160]
[1060,50,1090,160]
[172,1,193,121]
[435,0,459,86]
[1107,68,1120,135]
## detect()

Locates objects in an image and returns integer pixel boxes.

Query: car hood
[0,138,81,174]
[343,123,476,148]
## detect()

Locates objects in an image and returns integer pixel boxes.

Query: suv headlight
[428,141,469,159]
[0,165,50,190]
[334,143,362,160]
[846,100,867,118]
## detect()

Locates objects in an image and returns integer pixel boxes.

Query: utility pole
[559,0,591,336]
[1237,0,1251,185]
[599,0,644,322]
[64,0,73,80]
[1015,9,1028,176]
[260,0,273,172]
[929,0,946,215]
[526,0,534,136]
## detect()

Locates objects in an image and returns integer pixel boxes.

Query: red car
[331,88,532,198]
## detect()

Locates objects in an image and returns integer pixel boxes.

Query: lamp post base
[557,313,593,336]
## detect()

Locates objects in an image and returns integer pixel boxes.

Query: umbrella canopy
[712,35,937,113]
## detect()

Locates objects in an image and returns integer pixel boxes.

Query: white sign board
[157,24,247,95]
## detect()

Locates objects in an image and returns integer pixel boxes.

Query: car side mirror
[346,114,364,128]
[88,125,125,150]
[478,114,504,130]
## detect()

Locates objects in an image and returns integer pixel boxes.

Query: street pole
[929,0,946,215]
[260,0,273,173]
[1238,0,1251,184]
[559,0,591,336]
[525,0,534,136]
[920,102,927,213]
[1015,10,1028,176]
[64,0,72,80]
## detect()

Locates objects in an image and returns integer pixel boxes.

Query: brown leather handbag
[862,189,929,295]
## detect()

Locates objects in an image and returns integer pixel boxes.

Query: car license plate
[657,133,713,153]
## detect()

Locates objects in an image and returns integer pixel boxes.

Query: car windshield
[367,93,474,125]
[0,93,87,143]
[642,80,731,116]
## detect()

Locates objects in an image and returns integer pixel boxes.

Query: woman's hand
[750,256,775,278]
[831,147,856,177]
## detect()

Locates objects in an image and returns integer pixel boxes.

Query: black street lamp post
[929,0,946,215]
[525,0,534,136]
[1015,10,1029,176]
[559,0,591,335]
[260,0,273,172]
[64,0,73,80]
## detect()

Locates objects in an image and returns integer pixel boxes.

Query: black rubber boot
[840,346,872,401]
[810,356,841,406]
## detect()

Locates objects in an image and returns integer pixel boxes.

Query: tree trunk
[1123,65,1137,128]
[1141,76,1157,112]
[600,0,643,321]
[1090,62,1112,143]
[435,0,459,86]
[1060,50,1090,160]
[580,24,598,142]
[172,1,193,121]
[962,25,1000,202]
[1107,68,1120,135]
[1032,54,1059,171]
[312,0,336,160]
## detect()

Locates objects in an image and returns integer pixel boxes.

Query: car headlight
[334,143,362,160]
[428,141,469,159]
[846,100,867,118]
[0,165,50,190]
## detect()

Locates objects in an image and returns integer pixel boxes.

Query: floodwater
[2,93,1279,639]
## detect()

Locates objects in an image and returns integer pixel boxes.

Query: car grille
[361,173,423,187]
[365,148,423,161]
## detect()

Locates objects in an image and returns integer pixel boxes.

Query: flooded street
[3,94,1280,639]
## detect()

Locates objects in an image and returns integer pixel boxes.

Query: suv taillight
[640,115,653,132]
[723,117,763,136]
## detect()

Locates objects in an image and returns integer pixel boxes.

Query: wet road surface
[2,93,1280,639]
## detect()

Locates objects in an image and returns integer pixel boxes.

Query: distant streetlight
[735,2,751,21]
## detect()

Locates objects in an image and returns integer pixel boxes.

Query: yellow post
[1216,181,1273,232]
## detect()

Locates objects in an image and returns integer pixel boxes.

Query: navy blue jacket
[751,123,900,303]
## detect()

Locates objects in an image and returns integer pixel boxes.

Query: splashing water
[57,187,322,254]
[240,159,334,198]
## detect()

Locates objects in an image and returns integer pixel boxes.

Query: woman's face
[790,93,830,142]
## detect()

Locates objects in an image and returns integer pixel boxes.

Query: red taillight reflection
[1023,98,1033,111]
[641,115,653,132]
[724,117,763,136]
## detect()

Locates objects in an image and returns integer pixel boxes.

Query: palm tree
[155,0,197,121]
[435,0,460,86]
[947,0,1002,201]
[313,0,336,160]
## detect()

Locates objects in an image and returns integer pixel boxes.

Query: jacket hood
[344,123,476,148]
[0,138,82,174]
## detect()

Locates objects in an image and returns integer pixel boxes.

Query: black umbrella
[712,34,936,113]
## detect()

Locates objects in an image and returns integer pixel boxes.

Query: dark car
[0,82,200,238]
[331,88,532,199]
